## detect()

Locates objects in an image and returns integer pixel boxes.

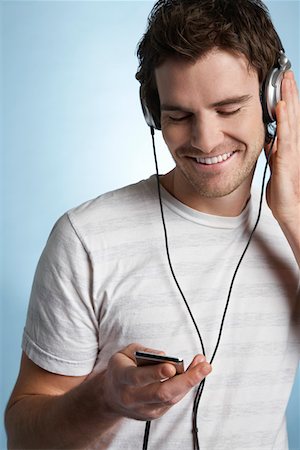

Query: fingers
[188,353,207,369]
[157,356,211,404]
[284,71,299,115]
[119,342,165,363]
[105,344,212,421]
[266,70,299,172]
[113,343,172,386]
[264,70,300,223]
[275,71,300,158]
[123,361,177,386]
[118,345,209,387]
[132,356,212,406]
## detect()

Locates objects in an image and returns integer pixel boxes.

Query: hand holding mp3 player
[135,351,184,374]
[98,343,211,423]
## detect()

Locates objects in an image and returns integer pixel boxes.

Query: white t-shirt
[23,176,300,450]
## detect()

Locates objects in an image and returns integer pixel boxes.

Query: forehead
[155,49,259,106]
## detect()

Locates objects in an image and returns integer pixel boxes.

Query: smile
[195,152,234,165]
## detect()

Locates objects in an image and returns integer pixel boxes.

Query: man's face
[155,49,265,203]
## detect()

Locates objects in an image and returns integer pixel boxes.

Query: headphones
[140,49,291,129]
[262,49,291,123]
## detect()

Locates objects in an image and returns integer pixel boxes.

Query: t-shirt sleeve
[22,213,99,376]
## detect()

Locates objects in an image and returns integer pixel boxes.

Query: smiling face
[155,49,266,214]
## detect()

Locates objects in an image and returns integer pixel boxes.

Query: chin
[187,173,253,199]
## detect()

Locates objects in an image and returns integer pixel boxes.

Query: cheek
[162,125,189,151]
[231,106,265,144]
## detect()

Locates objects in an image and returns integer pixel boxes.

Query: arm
[265,71,300,267]
[5,352,120,449]
[5,345,211,449]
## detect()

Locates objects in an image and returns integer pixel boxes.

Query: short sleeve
[22,213,99,376]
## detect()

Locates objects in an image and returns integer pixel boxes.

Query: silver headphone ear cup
[263,51,291,123]
[263,67,284,123]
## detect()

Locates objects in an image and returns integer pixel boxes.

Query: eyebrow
[161,94,252,112]
[210,94,252,108]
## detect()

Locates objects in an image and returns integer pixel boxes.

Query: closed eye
[217,108,241,116]
[168,108,241,121]
[169,114,193,122]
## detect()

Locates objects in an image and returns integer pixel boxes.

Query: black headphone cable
[142,126,276,450]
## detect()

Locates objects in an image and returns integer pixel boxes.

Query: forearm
[5,371,122,449]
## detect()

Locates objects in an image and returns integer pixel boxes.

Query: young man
[5,1,300,449]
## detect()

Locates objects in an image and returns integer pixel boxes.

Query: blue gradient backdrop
[1,1,299,448]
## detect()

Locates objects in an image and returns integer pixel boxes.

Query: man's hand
[5,346,211,449]
[101,343,212,421]
[265,71,300,266]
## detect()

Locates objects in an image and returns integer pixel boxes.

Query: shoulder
[67,176,157,231]
[47,176,158,254]
[69,176,156,221]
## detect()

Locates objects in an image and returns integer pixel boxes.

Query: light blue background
[1,1,299,448]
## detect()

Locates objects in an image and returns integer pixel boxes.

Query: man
[5,0,300,449]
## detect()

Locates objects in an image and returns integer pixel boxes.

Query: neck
[160,170,253,217]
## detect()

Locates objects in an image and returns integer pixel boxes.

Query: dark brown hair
[136,0,282,130]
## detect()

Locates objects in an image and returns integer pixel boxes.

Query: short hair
[136,0,282,130]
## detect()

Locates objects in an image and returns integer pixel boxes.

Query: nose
[191,114,224,154]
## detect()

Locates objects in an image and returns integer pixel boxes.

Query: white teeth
[195,152,233,165]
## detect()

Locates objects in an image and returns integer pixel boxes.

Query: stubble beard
[174,135,265,199]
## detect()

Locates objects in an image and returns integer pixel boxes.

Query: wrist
[67,370,123,432]
[276,218,300,268]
